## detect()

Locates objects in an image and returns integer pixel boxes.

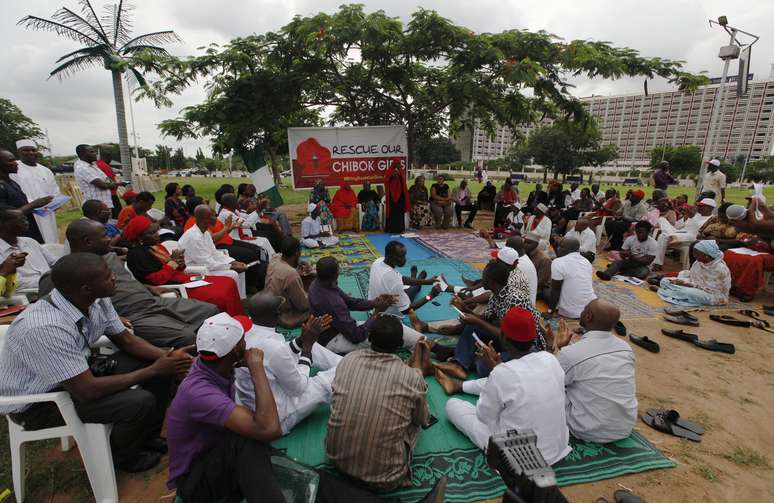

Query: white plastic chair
[123,261,189,299]
[0,325,118,503]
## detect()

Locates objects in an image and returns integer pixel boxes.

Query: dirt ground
[5,206,774,503]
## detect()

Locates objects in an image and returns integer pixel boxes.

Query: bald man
[178,204,249,296]
[547,237,596,319]
[549,300,637,443]
[234,292,342,434]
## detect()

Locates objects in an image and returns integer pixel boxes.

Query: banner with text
[288,125,407,189]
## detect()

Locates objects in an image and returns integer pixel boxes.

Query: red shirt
[117,206,137,229]
[95,159,118,196]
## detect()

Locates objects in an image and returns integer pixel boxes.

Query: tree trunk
[406,122,416,174]
[110,70,132,180]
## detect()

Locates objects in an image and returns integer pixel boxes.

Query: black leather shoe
[629,334,660,353]
[115,450,161,473]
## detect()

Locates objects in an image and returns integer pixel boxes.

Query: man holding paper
[13,139,65,244]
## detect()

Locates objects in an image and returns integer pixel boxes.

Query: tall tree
[195,147,205,162]
[650,145,702,176]
[414,137,461,166]
[527,119,616,179]
[0,98,44,151]
[19,0,180,173]
[170,147,187,170]
[281,5,706,167]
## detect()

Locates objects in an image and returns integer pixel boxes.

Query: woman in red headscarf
[329,183,360,231]
[384,161,410,233]
[124,216,244,316]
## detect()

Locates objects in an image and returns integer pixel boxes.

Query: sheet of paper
[33,194,71,215]
[727,247,767,256]
[612,275,644,285]
[401,232,420,238]
[181,280,211,289]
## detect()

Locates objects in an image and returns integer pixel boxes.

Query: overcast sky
[3,0,773,156]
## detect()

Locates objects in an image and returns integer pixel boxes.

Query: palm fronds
[121,31,181,51]
[17,15,101,47]
[53,6,110,45]
[49,54,105,80]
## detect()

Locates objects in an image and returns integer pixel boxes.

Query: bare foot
[435,367,463,395]
[433,361,468,380]
[411,265,418,278]
[437,323,464,336]
[411,317,429,333]
[417,340,434,377]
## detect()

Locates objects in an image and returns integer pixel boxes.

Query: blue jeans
[454,324,512,378]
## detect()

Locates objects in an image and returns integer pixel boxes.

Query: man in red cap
[604,189,648,250]
[439,306,571,466]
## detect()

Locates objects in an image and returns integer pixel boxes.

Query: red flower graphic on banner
[296,137,332,175]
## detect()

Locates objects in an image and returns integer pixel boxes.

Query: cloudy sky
[3,0,773,156]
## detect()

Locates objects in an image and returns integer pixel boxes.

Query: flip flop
[614,490,646,503]
[709,315,752,327]
[694,339,735,354]
[641,411,702,442]
[738,310,770,327]
[615,321,627,336]
[645,409,705,435]
[629,334,660,353]
[661,328,699,343]
[663,314,700,326]
[664,306,700,315]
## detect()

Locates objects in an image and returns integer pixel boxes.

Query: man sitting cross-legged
[547,237,596,319]
[308,256,447,356]
[435,259,545,379]
[264,236,311,328]
[368,240,440,334]
[326,315,439,492]
[166,313,286,502]
[235,292,343,434]
[0,253,192,472]
[40,219,219,348]
[548,299,638,443]
[439,306,571,466]
[596,220,657,281]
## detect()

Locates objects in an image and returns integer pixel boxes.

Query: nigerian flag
[239,147,283,208]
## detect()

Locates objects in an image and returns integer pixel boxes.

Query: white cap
[196,312,249,358]
[491,247,519,265]
[307,203,317,213]
[536,203,548,213]
[707,159,721,167]
[16,139,36,150]
[697,198,717,208]
[725,204,747,221]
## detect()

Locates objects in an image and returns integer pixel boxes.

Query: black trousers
[9,352,173,462]
[175,432,285,503]
[604,218,632,250]
[494,203,512,227]
[111,194,123,219]
[455,203,478,225]
[217,241,267,290]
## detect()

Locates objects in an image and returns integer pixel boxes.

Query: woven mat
[301,233,378,269]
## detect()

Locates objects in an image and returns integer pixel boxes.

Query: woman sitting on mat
[124,216,245,316]
[657,239,731,307]
[329,183,359,231]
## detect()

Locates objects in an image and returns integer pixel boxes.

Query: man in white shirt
[440,306,571,465]
[178,204,249,296]
[218,193,275,256]
[301,204,339,248]
[651,199,714,270]
[701,159,726,204]
[551,299,637,443]
[548,237,596,319]
[13,139,62,244]
[569,182,581,203]
[564,218,597,263]
[524,203,552,251]
[591,183,605,202]
[73,144,120,209]
[0,208,58,290]
[506,236,537,305]
[597,221,657,280]
[235,292,342,434]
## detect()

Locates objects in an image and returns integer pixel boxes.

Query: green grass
[694,464,719,482]
[724,447,770,468]
[55,174,774,231]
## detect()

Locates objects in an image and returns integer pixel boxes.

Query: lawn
[55,174,772,230]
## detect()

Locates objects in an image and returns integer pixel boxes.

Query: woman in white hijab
[657,240,731,307]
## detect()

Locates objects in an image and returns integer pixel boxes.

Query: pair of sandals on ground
[627,308,737,354]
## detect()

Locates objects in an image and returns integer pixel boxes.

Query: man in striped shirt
[0,253,193,472]
[325,315,432,491]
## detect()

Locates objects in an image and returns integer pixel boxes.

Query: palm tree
[18,0,180,174]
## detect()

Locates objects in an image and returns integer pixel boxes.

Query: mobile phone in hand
[422,415,439,429]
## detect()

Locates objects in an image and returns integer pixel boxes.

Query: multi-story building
[457,74,774,168]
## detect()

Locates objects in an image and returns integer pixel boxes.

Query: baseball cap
[307,203,317,213]
[697,198,717,208]
[707,159,721,167]
[490,247,519,266]
[500,307,536,343]
[631,190,645,199]
[196,312,251,359]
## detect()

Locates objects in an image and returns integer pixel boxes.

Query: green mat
[272,375,674,502]
[301,233,378,269]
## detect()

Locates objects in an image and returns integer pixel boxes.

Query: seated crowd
[0,143,771,502]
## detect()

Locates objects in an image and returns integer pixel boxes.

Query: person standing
[74,144,121,215]
[0,149,51,244]
[453,179,478,229]
[95,156,124,218]
[384,162,410,233]
[702,159,726,204]
[652,161,677,191]
[12,139,62,244]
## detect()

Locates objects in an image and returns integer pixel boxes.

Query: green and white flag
[249,164,283,208]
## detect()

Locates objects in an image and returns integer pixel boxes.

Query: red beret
[122,215,153,242]
[632,190,645,199]
[500,307,536,343]
[122,190,138,201]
